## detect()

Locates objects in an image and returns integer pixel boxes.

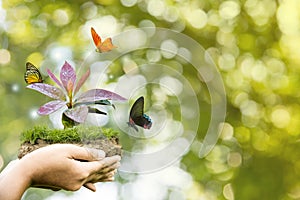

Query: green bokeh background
[0,0,300,199]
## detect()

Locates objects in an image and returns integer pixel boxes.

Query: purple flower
[27,61,126,126]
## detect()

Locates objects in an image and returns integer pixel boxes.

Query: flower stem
[62,113,76,129]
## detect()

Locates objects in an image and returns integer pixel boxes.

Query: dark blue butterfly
[128,96,152,131]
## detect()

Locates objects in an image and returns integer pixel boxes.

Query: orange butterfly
[91,27,116,53]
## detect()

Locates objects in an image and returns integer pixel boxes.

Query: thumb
[85,148,106,161]
[69,145,106,161]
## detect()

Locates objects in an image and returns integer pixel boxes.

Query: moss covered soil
[18,125,122,158]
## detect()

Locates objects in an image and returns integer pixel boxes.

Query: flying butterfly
[24,62,43,84]
[128,96,152,132]
[91,27,116,53]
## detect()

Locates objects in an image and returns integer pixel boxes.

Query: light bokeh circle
[83,28,226,173]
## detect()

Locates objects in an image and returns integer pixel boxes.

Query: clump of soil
[18,125,122,159]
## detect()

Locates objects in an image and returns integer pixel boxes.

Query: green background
[0,0,299,199]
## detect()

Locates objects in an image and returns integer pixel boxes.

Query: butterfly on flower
[91,27,116,53]
[24,62,43,84]
[128,96,152,132]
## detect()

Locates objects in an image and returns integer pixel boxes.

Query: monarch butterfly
[24,62,43,84]
[128,96,152,132]
[91,27,116,53]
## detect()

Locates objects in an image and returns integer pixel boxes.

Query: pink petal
[67,80,74,96]
[26,83,65,100]
[76,89,127,103]
[63,105,88,123]
[47,69,65,91]
[60,61,76,94]
[74,69,90,96]
[38,100,66,115]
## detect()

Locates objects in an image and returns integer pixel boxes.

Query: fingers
[83,183,96,192]
[83,156,120,185]
[84,148,106,161]
[96,162,120,175]
[98,170,117,181]
[83,171,115,192]
[84,155,121,174]
[69,145,121,191]
[67,145,106,161]
[86,169,118,185]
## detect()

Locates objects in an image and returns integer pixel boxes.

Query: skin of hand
[0,144,121,200]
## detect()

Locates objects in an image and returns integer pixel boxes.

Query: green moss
[20,125,119,144]
[80,126,119,140]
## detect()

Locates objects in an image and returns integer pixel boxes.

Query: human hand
[0,144,121,200]
[24,144,121,192]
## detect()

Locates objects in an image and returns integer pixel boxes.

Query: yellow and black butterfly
[24,62,43,84]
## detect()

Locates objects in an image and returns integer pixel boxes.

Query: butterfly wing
[91,27,102,49]
[99,38,116,53]
[128,97,144,131]
[129,96,152,130]
[24,62,43,84]
[91,27,116,53]
[130,96,144,122]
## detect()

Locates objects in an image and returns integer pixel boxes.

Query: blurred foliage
[1,0,300,199]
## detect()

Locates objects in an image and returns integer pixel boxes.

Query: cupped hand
[0,144,121,200]
[24,144,121,192]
